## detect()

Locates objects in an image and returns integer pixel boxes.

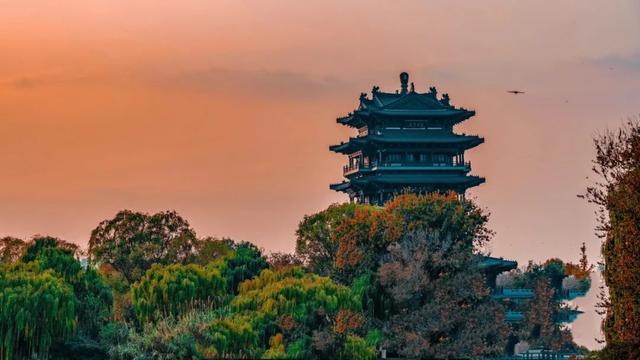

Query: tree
[20,237,113,340]
[89,210,197,283]
[267,252,303,270]
[131,263,226,322]
[0,236,27,263]
[295,203,361,277]
[232,266,377,359]
[191,236,235,265]
[583,117,640,349]
[376,194,506,359]
[0,262,76,359]
[218,241,268,294]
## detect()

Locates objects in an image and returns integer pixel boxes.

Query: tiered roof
[330,133,484,154]
[337,86,475,128]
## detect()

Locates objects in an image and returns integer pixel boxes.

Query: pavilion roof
[330,174,485,191]
[329,133,484,154]
[338,88,475,127]
[480,256,518,271]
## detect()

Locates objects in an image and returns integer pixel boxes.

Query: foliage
[21,235,80,262]
[89,210,198,283]
[106,263,373,360]
[522,279,564,350]
[234,266,359,325]
[502,252,592,353]
[0,236,27,263]
[0,195,596,358]
[510,255,592,298]
[233,266,371,359]
[191,236,235,266]
[377,196,507,359]
[340,330,382,360]
[131,263,226,322]
[564,242,595,281]
[0,262,76,359]
[267,252,303,270]
[586,341,640,360]
[295,202,361,277]
[332,206,390,283]
[101,308,253,359]
[582,116,640,351]
[20,237,113,339]
[295,193,509,358]
[218,241,268,294]
[98,263,132,322]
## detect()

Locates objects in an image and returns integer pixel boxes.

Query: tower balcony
[343,161,471,176]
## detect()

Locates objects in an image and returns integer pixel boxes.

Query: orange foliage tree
[583,117,640,350]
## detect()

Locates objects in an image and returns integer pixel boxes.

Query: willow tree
[0,263,76,359]
[131,263,227,322]
[20,237,113,339]
[233,266,379,359]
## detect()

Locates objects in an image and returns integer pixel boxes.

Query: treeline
[0,193,594,359]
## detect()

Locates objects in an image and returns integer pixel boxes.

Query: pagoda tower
[330,72,485,205]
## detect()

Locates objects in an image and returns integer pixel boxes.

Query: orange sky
[1,0,639,348]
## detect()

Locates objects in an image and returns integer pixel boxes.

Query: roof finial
[410,82,415,93]
[399,72,409,94]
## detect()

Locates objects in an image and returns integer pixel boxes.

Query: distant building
[330,72,484,205]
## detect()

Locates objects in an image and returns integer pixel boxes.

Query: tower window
[433,153,449,166]
[386,153,402,162]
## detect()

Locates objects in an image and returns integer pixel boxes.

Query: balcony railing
[342,161,471,176]
[343,163,362,175]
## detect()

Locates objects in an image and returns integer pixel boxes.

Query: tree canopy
[583,117,640,355]
[131,263,226,322]
[89,210,198,283]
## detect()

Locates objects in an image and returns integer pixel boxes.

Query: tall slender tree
[583,116,640,351]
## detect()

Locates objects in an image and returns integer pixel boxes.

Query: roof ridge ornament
[399,72,409,94]
[441,93,451,107]
[429,86,438,98]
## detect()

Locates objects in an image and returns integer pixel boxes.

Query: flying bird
[507,90,525,95]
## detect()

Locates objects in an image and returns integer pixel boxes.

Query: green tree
[131,263,226,322]
[191,236,235,265]
[218,241,268,294]
[20,237,113,340]
[89,210,197,282]
[233,266,374,359]
[583,117,640,351]
[0,262,76,359]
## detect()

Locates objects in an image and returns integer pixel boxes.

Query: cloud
[163,67,353,99]
[5,71,102,90]
[590,53,640,72]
